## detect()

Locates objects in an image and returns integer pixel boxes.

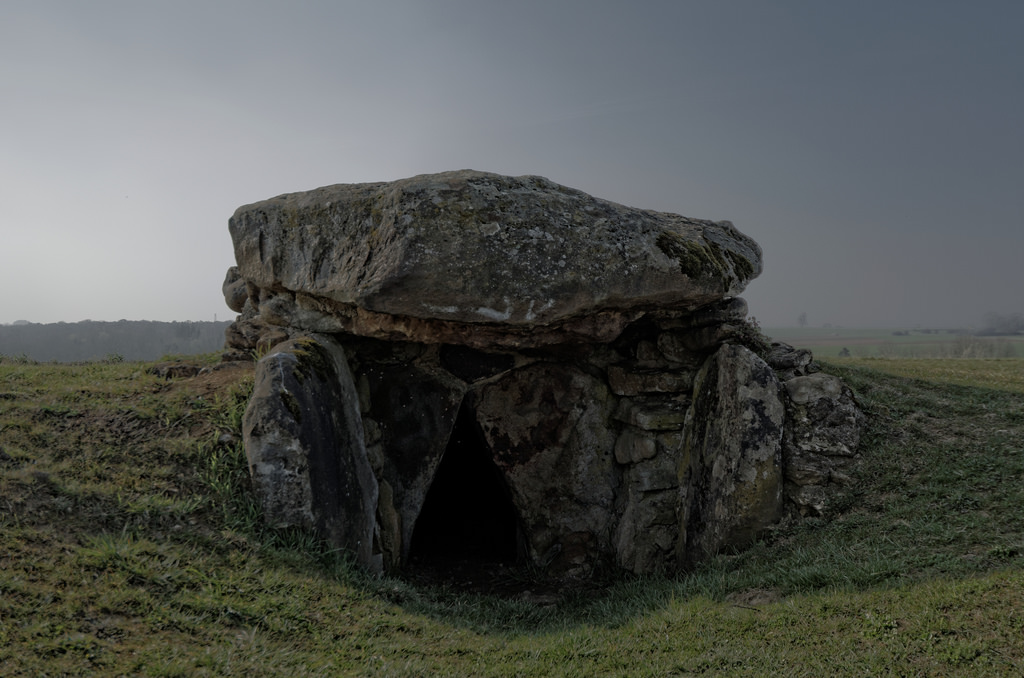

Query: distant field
[829,357,1024,394]
[767,326,1024,359]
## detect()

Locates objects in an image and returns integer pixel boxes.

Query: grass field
[2,353,1024,675]
[831,357,1024,394]
[767,326,1024,359]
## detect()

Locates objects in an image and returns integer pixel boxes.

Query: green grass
[832,357,1024,393]
[2,354,1024,675]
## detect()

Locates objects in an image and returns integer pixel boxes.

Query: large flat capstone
[229,170,762,347]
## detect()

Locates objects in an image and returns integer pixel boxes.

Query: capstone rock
[227,170,761,349]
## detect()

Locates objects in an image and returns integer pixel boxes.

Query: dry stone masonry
[224,170,864,577]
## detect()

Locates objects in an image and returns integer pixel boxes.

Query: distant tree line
[979,312,1024,336]
[0,320,233,362]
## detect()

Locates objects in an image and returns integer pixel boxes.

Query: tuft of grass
[2,355,1024,675]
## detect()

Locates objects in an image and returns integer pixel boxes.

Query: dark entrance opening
[408,399,520,565]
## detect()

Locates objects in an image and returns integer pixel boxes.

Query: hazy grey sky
[3,1,1021,328]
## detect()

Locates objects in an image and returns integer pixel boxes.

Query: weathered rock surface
[678,344,785,565]
[242,335,380,572]
[766,341,816,380]
[226,171,865,581]
[782,372,866,515]
[355,351,466,566]
[614,441,680,573]
[475,363,619,576]
[222,266,249,314]
[228,170,762,348]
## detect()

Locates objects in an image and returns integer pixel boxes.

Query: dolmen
[222,170,864,576]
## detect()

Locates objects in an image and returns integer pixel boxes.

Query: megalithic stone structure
[223,170,864,577]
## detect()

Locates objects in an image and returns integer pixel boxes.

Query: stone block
[607,364,694,396]
[627,456,678,492]
[362,417,382,445]
[635,339,664,365]
[614,428,658,464]
[614,398,690,431]
[784,373,864,456]
[228,170,761,348]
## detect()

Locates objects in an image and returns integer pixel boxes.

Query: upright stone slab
[242,335,380,572]
[474,362,619,576]
[358,355,466,562]
[678,344,785,565]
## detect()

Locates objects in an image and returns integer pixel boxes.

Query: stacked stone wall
[235,298,863,577]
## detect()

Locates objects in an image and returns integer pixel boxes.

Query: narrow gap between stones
[406,397,522,584]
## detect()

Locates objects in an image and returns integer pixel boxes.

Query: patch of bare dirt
[151,359,254,398]
[726,588,782,609]
[190,361,255,395]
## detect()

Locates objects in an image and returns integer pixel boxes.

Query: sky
[2,1,1022,329]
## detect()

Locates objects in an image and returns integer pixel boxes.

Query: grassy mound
[2,354,1023,675]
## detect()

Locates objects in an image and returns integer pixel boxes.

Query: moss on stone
[724,249,754,280]
[656,230,755,283]
[276,336,343,424]
[280,389,303,424]
[656,231,727,279]
[290,337,335,383]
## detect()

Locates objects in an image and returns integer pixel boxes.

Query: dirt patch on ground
[190,361,255,395]
[726,588,782,609]
[149,359,254,397]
